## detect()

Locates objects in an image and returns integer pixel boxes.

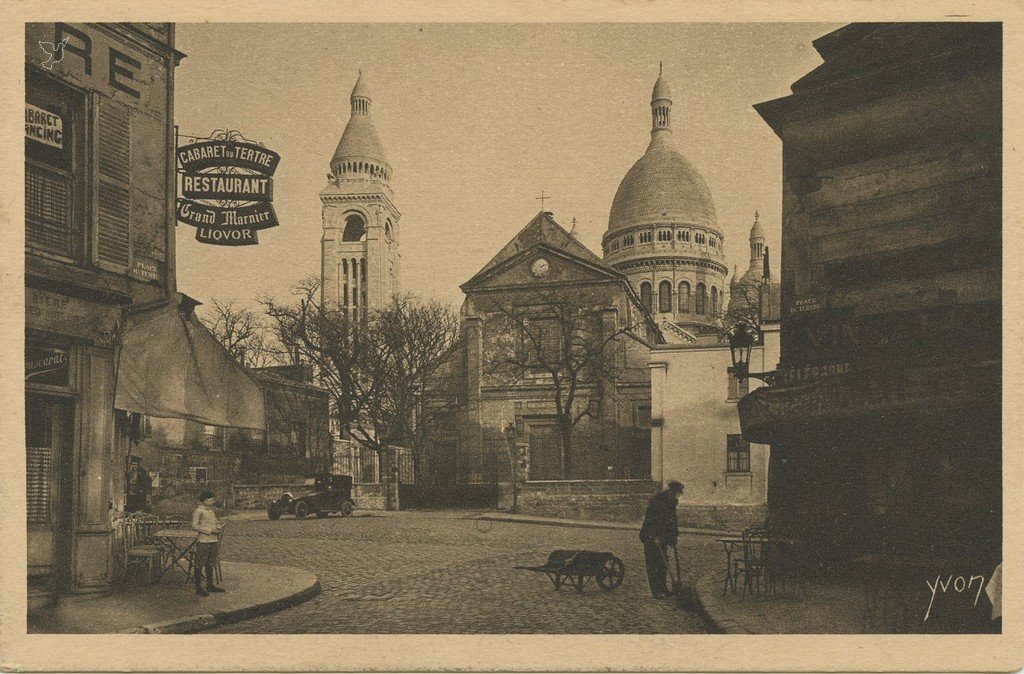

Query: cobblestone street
[208,512,716,633]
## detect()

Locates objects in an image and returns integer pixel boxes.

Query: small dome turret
[330,71,393,182]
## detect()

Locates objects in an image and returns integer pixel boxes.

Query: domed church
[602,66,728,335]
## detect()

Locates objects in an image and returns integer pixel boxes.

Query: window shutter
[96,97,131,267]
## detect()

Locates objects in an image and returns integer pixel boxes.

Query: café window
[26,69,85,260]
[727,434,751,473]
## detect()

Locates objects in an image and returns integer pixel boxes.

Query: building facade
[742,23,1001,596]
[131,364,332,513]
[25,23,184,595]
[602,67,728,333]
[650,216,781,530]
[320,72,401,315]
[442,212,662,519]
[25,23,265,600]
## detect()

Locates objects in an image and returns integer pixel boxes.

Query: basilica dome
[602,66,727,332]
[607,136,717,232]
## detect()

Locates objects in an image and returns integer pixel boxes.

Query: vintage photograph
[17,17,1005,647]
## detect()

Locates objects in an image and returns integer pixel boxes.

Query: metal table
[154,528,197,580]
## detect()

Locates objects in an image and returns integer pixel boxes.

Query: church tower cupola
[329,71,393,183]
[651,62,673,139]
[749,210,765,265]
[736,211,767,286]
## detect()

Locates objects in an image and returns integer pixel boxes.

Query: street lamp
[726,322,776,386]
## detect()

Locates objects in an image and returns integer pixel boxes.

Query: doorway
[26,395,73,593]
[525,420,562,480]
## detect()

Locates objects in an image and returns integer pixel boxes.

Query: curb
[691,577,753,634]
[121,577,322,634]
[476,514,736,538]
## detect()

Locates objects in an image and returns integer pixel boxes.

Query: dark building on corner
[743,23,1001,584]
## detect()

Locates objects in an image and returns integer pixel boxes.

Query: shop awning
[737,360,999,445]
[114,299,265,430]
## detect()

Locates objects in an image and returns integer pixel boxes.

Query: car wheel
[267,505,281,520]
[294,501,309,519]
[340,501,354,517]
[315,510,328,518]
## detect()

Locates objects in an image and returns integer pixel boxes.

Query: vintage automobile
[267,474,356,520]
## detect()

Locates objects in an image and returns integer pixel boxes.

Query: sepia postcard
[0,1,1021,672]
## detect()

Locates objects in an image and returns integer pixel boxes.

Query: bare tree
[262,279,460,509]
[201,299,282,368]
[721,279,766,332]
[483,288,645,478]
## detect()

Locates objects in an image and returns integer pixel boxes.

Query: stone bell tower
[320,70,401,315]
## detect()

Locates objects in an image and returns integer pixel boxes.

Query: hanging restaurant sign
[176,200,279,230]
[176,140,280,174]
[176,129,281,246]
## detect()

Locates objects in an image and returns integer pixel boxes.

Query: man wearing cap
[191,490,226,596]
[640,480,683,598]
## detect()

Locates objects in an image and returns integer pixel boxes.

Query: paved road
[209,511,716,633]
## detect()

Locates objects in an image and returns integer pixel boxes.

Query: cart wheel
[596,556,625,590]
[294,501,309,519]
[340,502,354,517]
[267,506,281,520]
[315,510,328,518]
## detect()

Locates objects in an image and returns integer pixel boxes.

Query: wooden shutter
[96,97,131,268]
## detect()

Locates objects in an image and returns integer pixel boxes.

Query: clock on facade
[530,258,550,278]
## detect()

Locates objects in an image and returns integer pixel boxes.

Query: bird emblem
[39,37,70,70]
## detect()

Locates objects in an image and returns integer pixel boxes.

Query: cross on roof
[535,190,552,211]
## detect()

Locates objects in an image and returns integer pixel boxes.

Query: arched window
[678,281,690,313]
[658,280,672,313]
[341,259,349,307]
[640,282,653,312]
[343,213,366,241]
[696,283,707,315]
[711,286,719,315]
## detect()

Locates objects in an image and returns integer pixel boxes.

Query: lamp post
[726,322,777,386]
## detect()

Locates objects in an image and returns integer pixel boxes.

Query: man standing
[640,480,683,598]
[191,490,226,596]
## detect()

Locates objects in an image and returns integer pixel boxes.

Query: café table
[154,528,198,581]
[716,534,804,596]
[716,536,746,595]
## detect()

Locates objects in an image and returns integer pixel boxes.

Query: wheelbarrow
[515,549,625,593]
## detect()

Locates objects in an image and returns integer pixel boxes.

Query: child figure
[191,490,226,596]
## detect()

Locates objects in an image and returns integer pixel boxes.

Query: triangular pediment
[462,243,622,291]
[463,212,617,290]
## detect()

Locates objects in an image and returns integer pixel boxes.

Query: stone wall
[677,503,766,532]
[499,479,659,523]
[231,483,388,511]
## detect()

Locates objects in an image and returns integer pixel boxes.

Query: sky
[173,23,841,311]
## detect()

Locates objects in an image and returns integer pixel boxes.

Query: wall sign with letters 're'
[175,130,281,246]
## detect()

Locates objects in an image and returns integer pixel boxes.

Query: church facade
[439,211,663,520]
[320,72,401,315]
